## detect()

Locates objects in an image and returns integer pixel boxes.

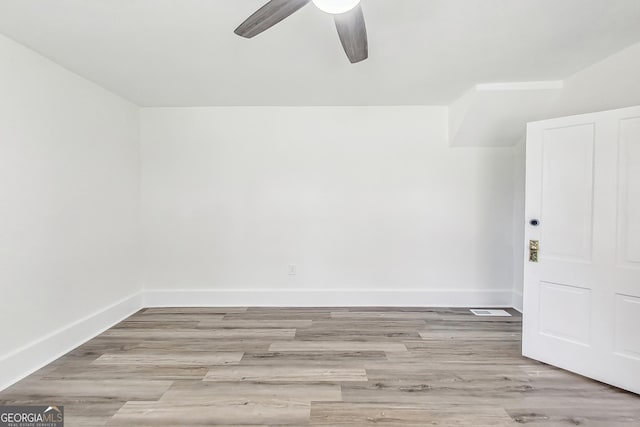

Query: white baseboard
[143,288,513,308]
[0,292,143,392]
[512,289,524,313]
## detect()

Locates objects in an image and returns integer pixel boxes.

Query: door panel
[541,124,595,261]
[618,117,640,265]
[539,282,591,346]
[524,106,640,395]
[614,294,640,361]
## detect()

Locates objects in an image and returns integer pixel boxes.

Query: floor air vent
[470,309,511,317]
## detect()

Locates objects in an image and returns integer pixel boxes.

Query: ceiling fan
[234,0,368,63]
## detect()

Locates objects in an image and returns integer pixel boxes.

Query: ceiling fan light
[312,0,360,15]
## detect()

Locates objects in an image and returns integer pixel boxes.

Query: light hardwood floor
[1,307,638,426]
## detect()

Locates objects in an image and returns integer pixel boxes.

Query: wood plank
[504,406,640,426]
[92,352,243,366]
[160,381,342,402]
[311,402,514,426]
[204,366,367,382]
[331,311,444,320]
[125,313,225,322]
[44,365,210,381]
[130,339,273,352]
[0,379,172,400]
[101,328,296,339]
[240,351,387,367]
[269,341,407,352]
[197,319,313,329]
[109,400,309,426]
[141,307,248,314]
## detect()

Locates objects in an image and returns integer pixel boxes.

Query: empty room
[0,0,639,425]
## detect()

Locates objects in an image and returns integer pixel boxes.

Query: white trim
[143,288,513,308]
[476,81,564,92]
[0,292,143,392]
[512,289,524,313]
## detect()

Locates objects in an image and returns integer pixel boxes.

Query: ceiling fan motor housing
[312,0,361,14]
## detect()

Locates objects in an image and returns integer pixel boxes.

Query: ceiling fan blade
[334,4,368,63]
[235,0,311,38]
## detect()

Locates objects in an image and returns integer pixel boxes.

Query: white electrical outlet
[288,264,297,275]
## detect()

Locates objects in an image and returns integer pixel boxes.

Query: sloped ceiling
[450,40,640,147]
[449,82,564,147]
[0,0,639,106]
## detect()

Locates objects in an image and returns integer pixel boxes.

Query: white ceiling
[0,0,639,107]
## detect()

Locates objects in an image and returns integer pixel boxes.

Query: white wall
[0,34,142,387]
[140,107,515,306]
[512,40,640,303]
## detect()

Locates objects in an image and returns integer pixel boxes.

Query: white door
[523,105,640,394]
